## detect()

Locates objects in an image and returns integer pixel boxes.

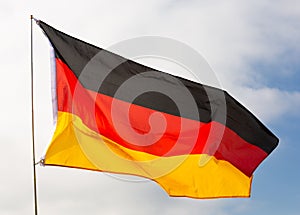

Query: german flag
[38,20,278,199]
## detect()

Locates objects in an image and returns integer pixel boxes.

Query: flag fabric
[38,20,278,199]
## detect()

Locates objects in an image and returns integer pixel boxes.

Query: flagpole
[30,14,39,215]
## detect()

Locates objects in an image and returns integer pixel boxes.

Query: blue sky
[0,0,299,214]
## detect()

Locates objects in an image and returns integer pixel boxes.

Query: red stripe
[56,58,267,176]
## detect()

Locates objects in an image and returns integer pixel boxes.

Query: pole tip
[30,15,33,19]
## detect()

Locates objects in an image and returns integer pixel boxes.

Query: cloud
[229,87,300,123]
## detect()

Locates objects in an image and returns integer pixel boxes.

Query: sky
[0,0,300,214]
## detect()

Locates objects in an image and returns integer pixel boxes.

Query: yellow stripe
[45,111,252,198]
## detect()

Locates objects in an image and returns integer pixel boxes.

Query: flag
[38,20,278,199]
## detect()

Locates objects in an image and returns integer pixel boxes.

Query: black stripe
[39,21,279,154]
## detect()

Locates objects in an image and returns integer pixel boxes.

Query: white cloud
[228,87,300,123]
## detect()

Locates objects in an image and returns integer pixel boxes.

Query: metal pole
[30,14,38,215]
